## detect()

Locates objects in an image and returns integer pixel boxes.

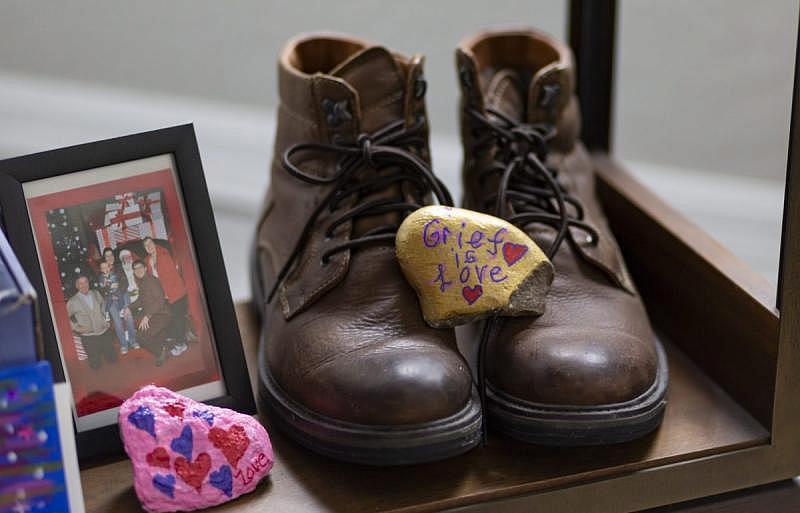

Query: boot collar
[279,33,426,143]
[456,28,577,149]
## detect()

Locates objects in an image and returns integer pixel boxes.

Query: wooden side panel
[594,154,779,429]
[772,18,800,453]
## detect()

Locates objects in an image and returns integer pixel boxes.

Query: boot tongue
[329,46,411,239]
[330,46,407,132]
[483,69,525,122]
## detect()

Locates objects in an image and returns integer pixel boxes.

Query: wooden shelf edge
[593,153,778,317]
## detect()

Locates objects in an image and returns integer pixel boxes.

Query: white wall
[615,0,798,181]
[0,0,565,143]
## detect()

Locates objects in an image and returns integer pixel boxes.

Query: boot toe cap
[278,337,474,426]
[489,325,659,406]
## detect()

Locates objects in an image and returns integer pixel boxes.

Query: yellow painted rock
[396,206,554,328]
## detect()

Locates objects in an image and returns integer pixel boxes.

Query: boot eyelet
[321,98,352,127]
[538,83,561,111]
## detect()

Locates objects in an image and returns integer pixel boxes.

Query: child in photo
[98,259,139,354]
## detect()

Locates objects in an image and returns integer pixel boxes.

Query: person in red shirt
[143,237,189,357]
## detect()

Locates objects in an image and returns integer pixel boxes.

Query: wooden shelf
[81,302,768,513]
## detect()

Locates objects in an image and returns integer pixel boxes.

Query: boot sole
[486,339,668,446]
[250,244,483,465]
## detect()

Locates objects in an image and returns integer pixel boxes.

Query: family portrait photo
[23,154,225,432]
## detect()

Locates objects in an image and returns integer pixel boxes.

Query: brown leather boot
[456,29,667,445]
[251,34,481,464]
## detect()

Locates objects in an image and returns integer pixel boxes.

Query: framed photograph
[0,125,255,462]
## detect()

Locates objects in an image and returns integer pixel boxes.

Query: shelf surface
[81,303,769,513]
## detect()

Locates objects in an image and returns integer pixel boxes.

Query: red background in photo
[27,168,222,418]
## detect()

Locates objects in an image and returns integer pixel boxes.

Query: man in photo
[127,260,172,366]
[66,276,117,370]
[143,237,189,357]
[118,249,139,303]
[98,259,138,355]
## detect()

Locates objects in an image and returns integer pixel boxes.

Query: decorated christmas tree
[46,209,93,297]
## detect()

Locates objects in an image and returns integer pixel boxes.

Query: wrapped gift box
[95,191,168,249]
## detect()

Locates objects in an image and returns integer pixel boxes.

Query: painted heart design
[119,385,274,512]
[128,405,156,438]
[192,410,214,426]
[146,447,171,469]
[502,242,528,267]
[164,402,186,418]
[152,473,175,499]
[174,452,211,491]
[462,285,483,305]
[170,425,193,461]
[209,465,233,497]
[208,424,250,468]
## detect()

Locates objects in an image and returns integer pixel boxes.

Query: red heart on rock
[209,425,250,468]
[174,452,211,491]
[462,285,483,305]
[146,446,171,469]
[502,242,528,267]
[164,402,186,418]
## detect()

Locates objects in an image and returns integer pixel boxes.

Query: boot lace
[468,107,598,257]
[267,116,453,303]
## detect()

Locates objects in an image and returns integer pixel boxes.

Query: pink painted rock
[119,385,273,513]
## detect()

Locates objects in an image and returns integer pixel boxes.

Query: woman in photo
[143,237,190,357]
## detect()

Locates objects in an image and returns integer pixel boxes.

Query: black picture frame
[0,124,256,464]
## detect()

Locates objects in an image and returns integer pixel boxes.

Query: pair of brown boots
[252,29,667,465]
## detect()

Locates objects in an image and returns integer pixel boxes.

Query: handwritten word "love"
[235,452,270,487]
